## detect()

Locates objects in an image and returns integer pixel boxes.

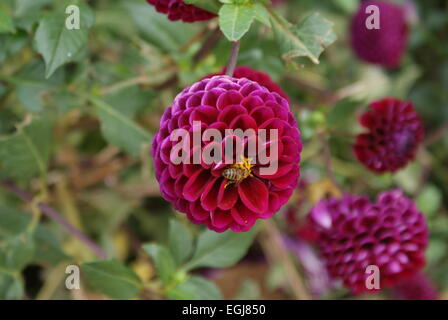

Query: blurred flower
[284,236,333,298]
[354,98,424,173]
[285,179,341,243]
[152,75,302,232]
[146,0,216,23]
[392,273,438,300]
[204,66,289,101]
[306,179,342,204]
[307,189,428,294]
[350,0,408,68]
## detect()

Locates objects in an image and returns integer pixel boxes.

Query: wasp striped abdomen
[222,156,254,188]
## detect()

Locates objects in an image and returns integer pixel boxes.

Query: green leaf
[14,0,53,18]
[0,206,67,265]
[33,225,68,265]
[252,3,270,27]
[327,99,360,128]
[104,86,153,118]
[184,228,257,270]
[11,59,65,113]
[166,276,222,300]
[184,0,220,14]
[82,259,142,300]
[143,243,176,285]
[0,115,53,179]
[124,2,198,53]
[0,271,23,300]
[271,12,336,64]
[0,3,15,34]
[234,279,261,300]
[0,230,35,271]
[34,4,95,78]
[219,4,256,41]
[86,94,151,157]
[0,206,36,271]
[168,220,193,266]
[417,185,442,218]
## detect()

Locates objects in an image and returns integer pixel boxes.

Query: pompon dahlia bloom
[354,98,424,173]
[204,66,289,101]
[146,0,216,23]
[350,1,408,68]
[151,75,302,232]
[308,189,428,294]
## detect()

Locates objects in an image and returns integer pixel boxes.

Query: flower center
[222,156,254,188]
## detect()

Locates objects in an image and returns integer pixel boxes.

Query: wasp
[222,156,254,188]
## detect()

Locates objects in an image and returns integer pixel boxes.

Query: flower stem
[226,40,241,77]
[261,220,312,300]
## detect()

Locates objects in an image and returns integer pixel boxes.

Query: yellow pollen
[233,156,254,172]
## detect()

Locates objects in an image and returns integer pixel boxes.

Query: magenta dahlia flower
[354,98,424,173]
[152,75,302,232]
[392,273,438,300]
[204,66,289,101]
[147,0,216,23]
[350,0,408,68]
[307,189,428,294]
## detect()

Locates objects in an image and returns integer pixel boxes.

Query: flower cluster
[307,189,428,294]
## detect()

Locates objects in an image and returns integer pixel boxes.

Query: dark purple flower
[308,189,428,294]
[350,1,408,68]
[147,0,216,23]
[152,75,302,232]
[392,273,438,300]
[354,98,424,173]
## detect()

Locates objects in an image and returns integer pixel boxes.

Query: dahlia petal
[229,114,258,131]
[217,179,238,210]
[210,209,233,229]
[189,106,219,125]
[238,177,269,214]
[200,177,221,211]
[216,90,244,110]
[217,105,247,125]
[270,167,299,188]
[183,169,211,201]
[189,201,210,221]
[231,201,257,227]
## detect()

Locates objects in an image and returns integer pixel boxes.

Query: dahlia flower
[354,98,424,173]
[308,189,428,294]
[152,75,302,232]
[147,0,216,23]
[392,273,438,300]
[350,0,408,68]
